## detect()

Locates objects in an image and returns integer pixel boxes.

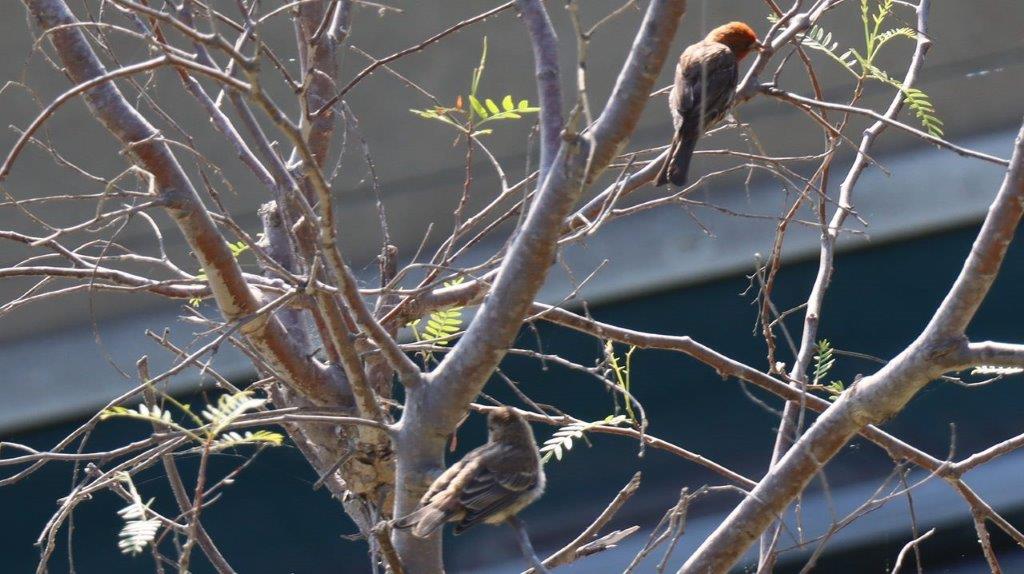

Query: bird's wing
[451,458,538,534]
[677,42,738,131]
[394,454,485,537]
[419,456,469,504]
[658,43,737,187]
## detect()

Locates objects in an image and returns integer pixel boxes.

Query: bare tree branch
[586,0,687,182]
[763,2,934,564]
[762,86,1008,166]
[951,342,1024,371]
[525,471,642,573]
[509,517,550,574]
[515,0,563,181]
[20,0,347,406]
[391,3,687,571]
[889,528,936,574]
[679,117,1024,574]
[10,1,1023,572]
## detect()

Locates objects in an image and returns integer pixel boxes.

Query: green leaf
[212,430,285,450]
[502,95,514,111]
[785,22,858,76]
[418,278,465,345]
[228,241,249,257]
[605,341,639,423]
[826,380,846,401]
[426,319,459,333]
[116,474,160,556]
[411,107,470,132]
[485,98,500,115]
[971,365,1024,376]
[813,339,836,385]
[438,115,467,130]
[540,416,630,464]
[469,95,489,119]
[518,99,530,111]
[100,403,187,434]
[866,64,944,138]
[100,406,131,420]
[486,111,523,121]
[874,26,916,50]
[202,391,268,435]
[902,86,943,137]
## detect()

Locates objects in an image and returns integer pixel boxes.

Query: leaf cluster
[971,365,1024,376]
[115,473,161,556]
[604,341,638,423]
[771,0,943,137]
[540,415,630,464]
[408,277,466,362]
[102,391,282,555]
[813,339,846,401]
[101,390,283,448]
[410,37,540,137]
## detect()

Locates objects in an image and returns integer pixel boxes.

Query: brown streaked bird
[655,21,761,187]
[393,407,545,538]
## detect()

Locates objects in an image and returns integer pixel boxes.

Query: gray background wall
[2,1,1024,572]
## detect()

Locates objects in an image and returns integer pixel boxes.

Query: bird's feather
[679,43,738,131]
[391,407,544,538]
[453,464,538,534]
[656,42,739,186]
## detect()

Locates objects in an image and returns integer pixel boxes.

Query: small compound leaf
[469,95,488,119]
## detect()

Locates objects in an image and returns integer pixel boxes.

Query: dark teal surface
[3,223,1023,573]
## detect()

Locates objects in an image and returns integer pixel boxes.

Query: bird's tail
[392,506,450,538]
[655,127,699,187]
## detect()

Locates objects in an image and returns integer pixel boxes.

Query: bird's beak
[752,40,766,53]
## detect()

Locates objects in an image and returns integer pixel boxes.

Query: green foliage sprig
[101,390,284,449]
[971,365,1024,377]
[604,341,638,423]
[770,0,943,137]
[407,277,466,362]
[540,415,630,464]
[410,37,540,137]
[213,430,285,450]
[201,391,269,436]
[103,390,281,557]
[812,339,836,384]
[813,339,846,400]
[115,473,161,556]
